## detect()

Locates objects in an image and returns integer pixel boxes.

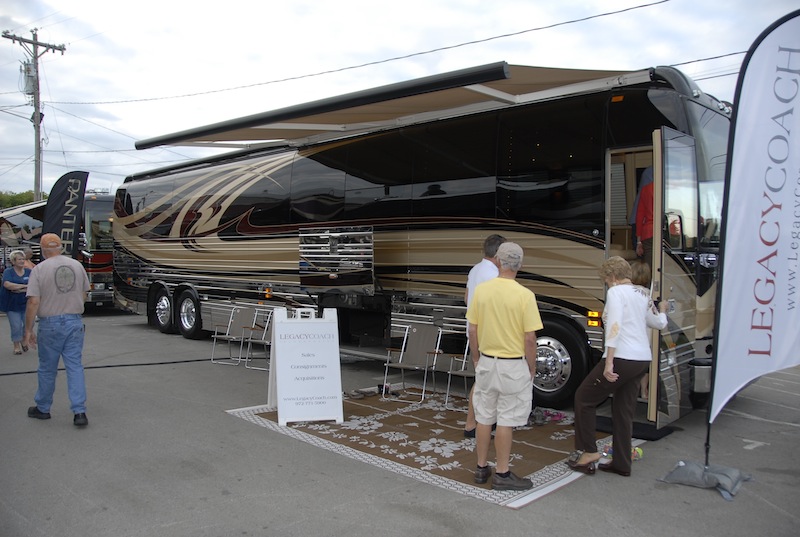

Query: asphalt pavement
[0,309,798,537]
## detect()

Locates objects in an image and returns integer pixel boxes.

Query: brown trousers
[573,358,650,472]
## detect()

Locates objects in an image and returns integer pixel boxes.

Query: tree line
[0,191,44,209]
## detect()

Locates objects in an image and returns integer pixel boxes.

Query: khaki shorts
[473,356,533,427]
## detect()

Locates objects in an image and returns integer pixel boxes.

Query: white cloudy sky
[0,0,796,196]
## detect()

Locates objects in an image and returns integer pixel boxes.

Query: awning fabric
[135,63,640,150]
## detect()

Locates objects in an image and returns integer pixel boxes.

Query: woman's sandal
[566,451,599,474]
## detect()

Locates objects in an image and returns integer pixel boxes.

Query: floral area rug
[228,390,609,508]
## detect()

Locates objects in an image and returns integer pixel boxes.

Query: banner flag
[42,171,88,258]
[710,11,800,423]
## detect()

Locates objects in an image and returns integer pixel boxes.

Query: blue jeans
[7,310,24,343]
[34,314,87,414]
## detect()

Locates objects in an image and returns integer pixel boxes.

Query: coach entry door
[607,149,661,417]
[607,133,698,429]
[650,127,700,428]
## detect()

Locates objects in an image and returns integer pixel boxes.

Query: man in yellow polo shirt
[466,242,542,490]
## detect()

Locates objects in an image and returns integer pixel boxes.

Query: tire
[176,290,206,339]
[152,287,176,334]
[534,318,589,409]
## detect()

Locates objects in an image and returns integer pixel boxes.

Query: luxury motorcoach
[113,62,729,423]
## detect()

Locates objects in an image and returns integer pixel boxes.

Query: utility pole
[2,29,65,200]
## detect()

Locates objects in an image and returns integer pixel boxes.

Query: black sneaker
[530,407,546,426]
[474,465,492,484]
[492,471,533,491]
[27,406,51,420]
[73,413,88,427]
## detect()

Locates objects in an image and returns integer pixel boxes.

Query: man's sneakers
[27,406,51,420]
[530,407,546,426]
[492,471,533,491]
[474,465,491,484]
[27,406,88,427]
[475,466,533,490]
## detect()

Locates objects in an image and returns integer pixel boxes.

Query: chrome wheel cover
[179,297,196,332]
[155,294,171,327]
[535,335,573,393]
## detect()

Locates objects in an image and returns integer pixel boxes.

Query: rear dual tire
[150,287,205,339]
[176,290,205,339]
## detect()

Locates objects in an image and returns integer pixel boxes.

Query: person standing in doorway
[24,233,91,427]
[462,233,505,437]
[467,242,543,490]
[633,167,654,266]
[630,259,654,400]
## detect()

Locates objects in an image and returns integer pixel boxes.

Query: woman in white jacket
[567,256,668,476]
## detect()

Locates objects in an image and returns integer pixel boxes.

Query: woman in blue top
[1,250,32,354]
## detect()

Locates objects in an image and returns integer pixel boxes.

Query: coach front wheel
[534,318,589,409]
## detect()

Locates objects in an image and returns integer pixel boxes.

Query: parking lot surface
[0,310,798,537]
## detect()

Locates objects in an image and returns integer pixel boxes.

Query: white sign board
[267,308,343,425]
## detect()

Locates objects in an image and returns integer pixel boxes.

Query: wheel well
[540,312,588,347]
[175,284,198,302]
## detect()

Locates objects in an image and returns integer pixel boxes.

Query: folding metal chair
[242,308,273,371]
[292,307,316,319]
[444,342,475,411]
[382,322,442,403]
[210,306,251,365]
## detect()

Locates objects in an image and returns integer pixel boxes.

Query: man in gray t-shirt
[24,233,91,427]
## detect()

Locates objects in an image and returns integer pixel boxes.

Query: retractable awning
[135,62,646,150]
[0,200,47,221]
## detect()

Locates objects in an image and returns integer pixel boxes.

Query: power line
[671,50,747,67]
[0,155,33,179]
[5,10,64,35]
[43,148,144,154]
[45,104,204,163]
[50,0,673,106]
[0,108,30,120]
[2,29,66,200]
[695,72,738,81]
[48,104,135,139]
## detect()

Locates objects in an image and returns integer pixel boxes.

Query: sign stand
[267,308,343,425]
